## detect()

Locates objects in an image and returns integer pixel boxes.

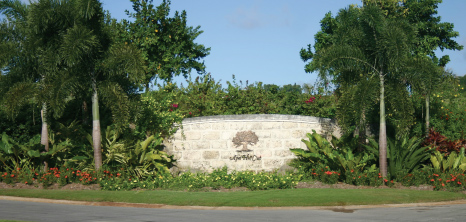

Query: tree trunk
[40,104,49,172]
[82,101,89,125]
[92,80,102,170]
[379,73,387,178]
[358,110,366,152]
[425,94,430,136]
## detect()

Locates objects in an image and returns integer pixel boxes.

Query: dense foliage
[1,0,465,192]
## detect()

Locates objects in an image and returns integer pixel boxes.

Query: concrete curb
[1,195,466,211]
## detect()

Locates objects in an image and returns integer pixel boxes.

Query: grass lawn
[1,188,465,207]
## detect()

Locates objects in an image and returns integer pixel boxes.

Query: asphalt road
[1,197,466,222]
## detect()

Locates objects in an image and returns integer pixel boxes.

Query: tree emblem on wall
[232,131,259,152]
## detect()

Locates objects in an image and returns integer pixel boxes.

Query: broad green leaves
[291,130,375,173]
[120,0,210,88]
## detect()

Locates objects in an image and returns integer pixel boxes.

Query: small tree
[232,131,259,152]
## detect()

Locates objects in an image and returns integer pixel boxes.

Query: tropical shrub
[100,126,175,178]
[423,129,466,155]
[364,135,431,178]
[430,147,466,173]
[290,130,375,175]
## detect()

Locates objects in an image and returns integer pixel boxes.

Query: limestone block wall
[164,114,340,173]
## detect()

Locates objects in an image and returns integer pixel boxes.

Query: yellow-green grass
[1,188,465,207]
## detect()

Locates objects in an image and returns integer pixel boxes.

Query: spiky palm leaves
[310,5,415,177]
[1,0,144,170]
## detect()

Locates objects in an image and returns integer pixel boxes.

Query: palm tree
[47,0,144,170]
[1,0,53,169]
[2,0,144,171]
[310,5,415,177]
[40,0,144,170]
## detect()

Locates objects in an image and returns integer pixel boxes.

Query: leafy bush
[430,147,466,172]
[290,130,375,175]
[364,135,431,178]
[423,129,466,155]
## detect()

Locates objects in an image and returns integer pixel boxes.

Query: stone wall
[164,114,340,173]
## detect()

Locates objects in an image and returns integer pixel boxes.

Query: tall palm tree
[35,0,144,170]
[0,0,52,169]
[311,5,415,177]
[2,0,144,170]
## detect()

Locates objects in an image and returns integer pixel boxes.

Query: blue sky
[100,0,465,87]
[14,0,466,87]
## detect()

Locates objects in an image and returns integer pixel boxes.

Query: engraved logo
[232,130,259,152]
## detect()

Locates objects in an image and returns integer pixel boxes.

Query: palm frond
[2,82,38,119]
[98,81,130,130]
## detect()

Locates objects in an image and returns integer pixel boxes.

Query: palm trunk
[358,110,366,152]
[92,80,102,170]
[379,73,387,178]
[40,104,49,172]
[425,94,430,136]
[82,101,89,125]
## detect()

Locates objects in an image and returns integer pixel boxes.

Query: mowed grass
[1,188,465,207]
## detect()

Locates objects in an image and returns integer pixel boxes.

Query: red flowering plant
[428,171,466,191]
[308,165,340,184]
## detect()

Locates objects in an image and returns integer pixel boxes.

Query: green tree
[403,0,463,135]
[0,0,57,170]
[302,5,415,177]
[119,0,210,89]
[50,0,144,170]
[1,0,144,171]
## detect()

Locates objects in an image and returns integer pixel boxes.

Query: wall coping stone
[180,114,333,125]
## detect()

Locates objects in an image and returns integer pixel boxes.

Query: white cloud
[226,3,291,30]
[227,6,265,29]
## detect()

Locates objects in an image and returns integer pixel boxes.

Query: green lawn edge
[1,188,465,207]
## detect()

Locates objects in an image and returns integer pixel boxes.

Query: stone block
[265,140,283,149]
[255,131,271,139]
[285,140,302,149]
[291,130,307,139]
[192,141,210,150]
[212,123,229,130]
[249,123,263,130]
[203,151,219,160]
[183,151,202,160]
[184,131,201,140]
[202,131,221,140]
[262,122,281,130]
[273,131,291,139]
[299,123,319,131]
[221,131,235,140]
[210,160,228,169]
[274,150,293,158]
[210,141,228,150]
[282,122,299,129]
[228,122,247,130]
[264,159,284,168]
[191,161,210,171]
[191,123,212,130]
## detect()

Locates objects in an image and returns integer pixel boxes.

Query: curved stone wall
[164,114,340,173]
